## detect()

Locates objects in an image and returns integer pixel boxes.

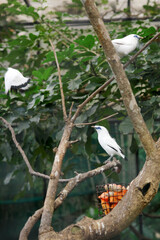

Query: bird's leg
[104,156,113,164]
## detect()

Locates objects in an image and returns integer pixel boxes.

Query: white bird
[112,34,142,58]
[92,125,125,161]
[4,67,30,94]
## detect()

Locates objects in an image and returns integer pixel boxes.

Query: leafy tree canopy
[0,0,160,211]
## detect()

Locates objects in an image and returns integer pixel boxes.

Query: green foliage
[0,0,159,176]
[0,0,160,238]
[143,2,160,17]
[0,0,159,187]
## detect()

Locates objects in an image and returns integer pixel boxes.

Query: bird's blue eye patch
[134,35,139,39]
[95,127,101,130]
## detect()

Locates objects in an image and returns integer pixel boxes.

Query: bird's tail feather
[120,151,128,161]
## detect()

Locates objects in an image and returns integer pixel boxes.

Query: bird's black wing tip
[11,78,30,90]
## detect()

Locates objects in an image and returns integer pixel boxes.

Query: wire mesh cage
[96,183,128,216]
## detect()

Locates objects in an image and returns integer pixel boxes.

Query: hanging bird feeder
[97,183,128,216]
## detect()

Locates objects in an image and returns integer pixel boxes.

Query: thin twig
[74,112,118,126]
[69,102,74,119]
[0,117,83,183]
[19,158,121,240]
[71,32,160,122]
[49,39,68,121]
[124,32,160,69]
[107,98,122,107]
[69,139,79,145]
[23,0,31,7]
[71,77,114,122]
[143,212,160,219]
[0,117,121,183]
[90,62,97,76]
[55,158,121,198]
[0,117,50,180]
[54,27,99,57]
[129,225,151,240]
[57,157,121,183]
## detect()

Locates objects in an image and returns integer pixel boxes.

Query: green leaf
[68,74,82,90]
[29,33,39,41]
[4,172,15,185]
[82,35,95,49]
[139,26,156,37]
[0,142,12,161]
[86,104,98,117]
[27,99,36,110]
[75,35,95,50]
[85,82,99,91]
[43,51,55,63]
[30,115,40,123]
[43,67,54,81]
[17,121,30,133]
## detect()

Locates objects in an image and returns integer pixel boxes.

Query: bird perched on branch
[111,34,143,58]
[4,67,30,94]
[92,125,126,161]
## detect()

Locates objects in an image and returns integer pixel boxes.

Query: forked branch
[0,117,50,180]
[19,158,121,240]
[72,32,160,123]
[74,112,118,126]
[81,0,156,158]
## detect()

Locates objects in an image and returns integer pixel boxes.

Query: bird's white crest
[112,34,142,58]
[93,125,125,159]
[4,67,30,94]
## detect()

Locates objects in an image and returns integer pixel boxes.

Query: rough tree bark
[7,0,159,239]
[81,0,156,158]
[19,158,120,240]
[38,0,160,239]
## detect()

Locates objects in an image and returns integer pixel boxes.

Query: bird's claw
[104,156,112,164]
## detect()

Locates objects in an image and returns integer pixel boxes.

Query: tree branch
[44,152,160,240]
[129,225,152,240]
[143,212,160,219]
[68,102,74,119]
[71,32,159,124]
[20,158,121,240]
[0,117,50,180]
[37,2,160,239]
[71,77,114,122]
[19,207,43,240]
[0,116,84,184]
[54,28,99,57]
[124,32,160,69]
[81,0,156,159]
[39,122,73,234]
[19,4,160,239]
[49,39,68,121]
[74,113,118,126]
[23,0,31,7]
[55,158,121,203]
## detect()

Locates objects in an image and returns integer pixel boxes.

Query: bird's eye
[96,127,101,130]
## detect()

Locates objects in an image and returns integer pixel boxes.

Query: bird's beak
[139,36,144,39]
[91,126,95,128]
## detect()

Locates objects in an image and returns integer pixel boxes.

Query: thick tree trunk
[38,0,160,239]
[39,146,160,239]
[81,0,156,158]
[39,122,74,234]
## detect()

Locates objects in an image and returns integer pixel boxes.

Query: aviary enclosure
[0,0,160,239]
